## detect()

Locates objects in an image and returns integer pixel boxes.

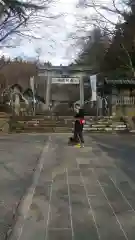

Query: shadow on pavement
[91,135,135,184]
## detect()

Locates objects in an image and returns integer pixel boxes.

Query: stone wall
[116,105,135,117]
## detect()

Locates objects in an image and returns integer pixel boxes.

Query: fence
[115,96,135,105]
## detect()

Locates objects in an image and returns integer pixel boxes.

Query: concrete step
[84,126,127,131]
[12,126,72,133]
[13,129,53,133]
[21,121,72,127]
[91,124,111,128]
[90,123,127,128]
[13,127,54,133]
[85,127,113,131]
[112,121,127,125]
[54,127,72,133]
[113,125,127,128]
[17,120,63,124]
[26,123,71,127]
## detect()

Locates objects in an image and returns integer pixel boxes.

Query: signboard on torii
[51,77,80,84]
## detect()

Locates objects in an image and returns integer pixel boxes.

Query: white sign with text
[51,77,80,84]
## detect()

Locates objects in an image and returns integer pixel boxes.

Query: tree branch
[120,42,135,76]
[0,0,52,43]
[78,0,125,16]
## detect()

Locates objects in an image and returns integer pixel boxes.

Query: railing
[115,96,135,105]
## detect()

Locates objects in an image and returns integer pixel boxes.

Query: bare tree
[0,0,53,45]
[75,0,127,38]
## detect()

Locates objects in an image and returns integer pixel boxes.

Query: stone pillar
[80,74,84,106]
[45,70,52,109]
[14,93,20,116]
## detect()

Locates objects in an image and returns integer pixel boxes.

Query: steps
[84,117,128,133]
[9,115,128,133]
[0,112,10,133]
[10,116,73,133]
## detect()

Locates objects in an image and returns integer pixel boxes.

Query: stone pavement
[0,134,47,239]
[9,134,135,240]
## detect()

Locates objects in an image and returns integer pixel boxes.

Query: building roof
[38,65,93,73]
[105,79,135,85]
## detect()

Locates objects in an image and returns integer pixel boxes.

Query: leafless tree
[75,0,127,37]
[0,0,59,47]
[74,0,135,76]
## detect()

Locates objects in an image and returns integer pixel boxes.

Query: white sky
[0,0,119,65]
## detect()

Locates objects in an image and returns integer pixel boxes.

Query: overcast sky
[0,0,79,65]
[0,0,118,65]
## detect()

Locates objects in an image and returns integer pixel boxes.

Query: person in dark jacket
[73,104,85,147]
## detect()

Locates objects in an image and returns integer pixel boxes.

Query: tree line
[73,0,135,79]
[0,56,52,91]
[0,56,37,90]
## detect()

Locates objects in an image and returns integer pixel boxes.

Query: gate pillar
[45,70,52,109]
[80,74,84,106]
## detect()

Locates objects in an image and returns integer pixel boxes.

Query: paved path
[9,134,135,240]
[0,134,47,239]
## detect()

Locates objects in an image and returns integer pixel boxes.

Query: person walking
[74,103,85,147]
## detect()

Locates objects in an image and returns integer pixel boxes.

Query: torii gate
[38,65,93,109]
